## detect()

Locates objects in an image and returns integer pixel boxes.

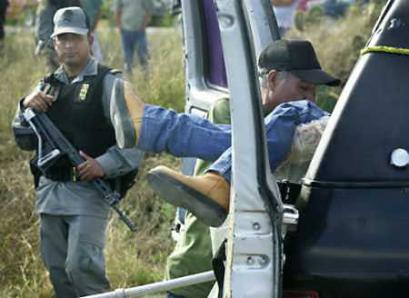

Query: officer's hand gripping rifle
[22,107,137,232]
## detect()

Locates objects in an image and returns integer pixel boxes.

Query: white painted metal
[180,0,230,178]
[181,0,231,271]
[214,0,283,297]
[80,271,215,298]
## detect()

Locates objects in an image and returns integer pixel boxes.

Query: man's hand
[23,90,54,112]
[77,151,105,181]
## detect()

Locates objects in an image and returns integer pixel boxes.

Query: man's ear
[267,70,279,90]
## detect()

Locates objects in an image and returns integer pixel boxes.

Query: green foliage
[290,0,386,112]
[100,0,114,20]
[0,26,184,296]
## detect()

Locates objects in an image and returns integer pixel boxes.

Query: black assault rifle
[22,107,137,232]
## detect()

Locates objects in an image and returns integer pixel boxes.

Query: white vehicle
[84,0,409,297]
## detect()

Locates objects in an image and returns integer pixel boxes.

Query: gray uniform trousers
[40,214,110,297]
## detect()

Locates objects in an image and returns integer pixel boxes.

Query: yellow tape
[361,45,409,56]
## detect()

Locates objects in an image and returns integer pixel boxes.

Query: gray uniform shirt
[113,0,152,31]
[13,58,143,218]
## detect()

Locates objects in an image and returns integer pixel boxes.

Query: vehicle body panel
[283,1,409,297]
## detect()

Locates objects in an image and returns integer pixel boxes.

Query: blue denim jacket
[139,100,329,182]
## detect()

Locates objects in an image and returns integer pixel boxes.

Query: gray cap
[51,7,89,38]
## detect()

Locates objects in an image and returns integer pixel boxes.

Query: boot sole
[147,171,227,227]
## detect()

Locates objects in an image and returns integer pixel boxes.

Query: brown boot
[147,166,230,227]
[123,81,144,139]
[111,80,144,148]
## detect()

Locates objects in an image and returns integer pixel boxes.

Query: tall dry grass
[0,2,386,295]
[0,25,184,297]
[288,0,385,111]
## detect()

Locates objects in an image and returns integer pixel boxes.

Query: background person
[81,0,104,62]
[113,0,152,74]
[34,0,81,70]
[0,0,8,51]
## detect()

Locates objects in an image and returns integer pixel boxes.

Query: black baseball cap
[258,39,340,86]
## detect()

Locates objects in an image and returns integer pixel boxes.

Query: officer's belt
[44,166,79,182]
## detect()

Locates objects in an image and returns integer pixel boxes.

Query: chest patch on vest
[78,83,90,101]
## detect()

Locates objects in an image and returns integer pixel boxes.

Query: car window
[202,0,227,88]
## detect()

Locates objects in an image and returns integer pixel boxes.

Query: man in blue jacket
[113,39,339,227]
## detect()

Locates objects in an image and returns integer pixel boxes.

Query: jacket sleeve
[96,146,144,178]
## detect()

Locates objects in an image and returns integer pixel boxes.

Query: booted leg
[148,166,229,227]
[113,84,234,157]
[111,81,231,155]
[123,81,144,140]
[111,79,144,148]
[139,105,231,159]
[148,101,329,227]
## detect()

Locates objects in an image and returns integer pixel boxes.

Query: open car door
[212,1,288,297]
[182,1,296,297]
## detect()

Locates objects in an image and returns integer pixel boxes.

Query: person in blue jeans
[112,39,339,227]
[113,0,152,73]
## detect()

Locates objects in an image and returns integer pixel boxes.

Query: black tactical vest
[29,65,138,197]
[32,64,117,181]
[46,64,115,158]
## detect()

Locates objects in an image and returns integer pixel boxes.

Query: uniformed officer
[13,7,142,297]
